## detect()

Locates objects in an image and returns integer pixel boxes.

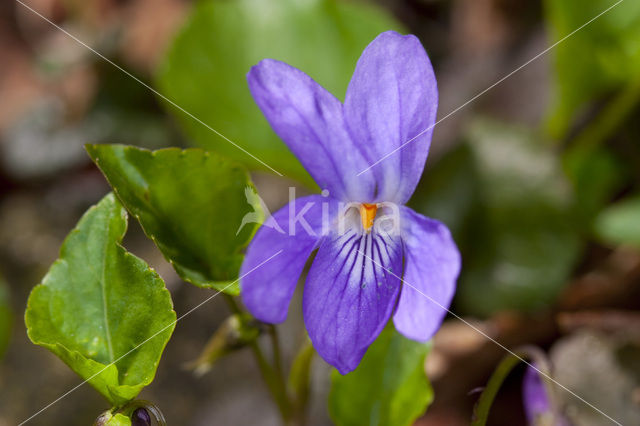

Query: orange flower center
[359,203,378,232]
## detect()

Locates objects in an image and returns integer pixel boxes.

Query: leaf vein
[100,212,115,363]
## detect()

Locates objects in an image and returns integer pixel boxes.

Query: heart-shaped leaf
[87,145,259,294]
[329,326,433,426]
[157,0,404,183]
[25,193,176,406]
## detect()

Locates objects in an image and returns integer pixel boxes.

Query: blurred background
[1,0,640,425]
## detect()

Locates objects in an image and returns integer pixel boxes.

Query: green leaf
[105,413,132,426]
[545,0,640,137]
[157,0,404,182]
[329,326,433,426]
[87,145,259,294]
[96,410,133,426]
[25,193,176,406]
[594,194,640,248]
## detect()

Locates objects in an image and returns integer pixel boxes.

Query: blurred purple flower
[523,365,571,426]
[240,31,460,374]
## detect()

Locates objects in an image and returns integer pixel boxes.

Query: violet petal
[241,195,338,323]
[344,31,438,204]
[303,227,402,374]
[247,59,375,201]
[392,207,460,341]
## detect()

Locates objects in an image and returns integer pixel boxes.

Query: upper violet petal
[247,59,375,202]
[240,195,338,323]
[344,31,438,204]
[303,227,403,374]
[393,207,460,341]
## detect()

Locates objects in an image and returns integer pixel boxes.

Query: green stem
[223,295,292,423]
[288,339,315,425]
[223,294,242,315]
[269,325,285,382]
[471,346,554,426]
[249,340,293,423]
[471,353,522,426]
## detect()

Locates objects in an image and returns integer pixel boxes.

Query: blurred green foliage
[562,145,628,224]
[157,0,403,183]
[88,64,178,150]
[329,326,433,426]
[25,194,176,406]
[595,194,640,248]
[545,0,640,137]
[412,120,581,315]
[87,145,258,294]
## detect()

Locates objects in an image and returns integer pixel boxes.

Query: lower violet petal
[393,206,461,341]
[240,195,338,323]
[303,227,402,374]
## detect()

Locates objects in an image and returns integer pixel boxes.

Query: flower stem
[269,325,284,381]
[288,339,315,425]
[223,295,293,423]
[249,340,293,423]
[223,294,242,314]
[471,346,554,426]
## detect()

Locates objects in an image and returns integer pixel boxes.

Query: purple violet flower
[240,31,461,374]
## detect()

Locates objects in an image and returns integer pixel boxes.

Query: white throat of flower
[336,202,401,237]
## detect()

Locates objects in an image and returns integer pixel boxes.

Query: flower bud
[131,407,151,426]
